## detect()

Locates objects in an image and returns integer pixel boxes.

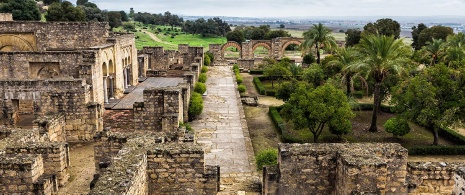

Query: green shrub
[384,117,410,137]
[205,52,214,64]
[201,66,208,73]
[203,55,211,66]
[233,68,240,74]
[265,90,277,97]
[438,127,465,145]
[255,149,278,171]
[198,73,207,83]
[352,91,364,99]
[238,84,246,93]
[303,54,316,64]
[408,146,465,155]
[188,92,203,119]
[250,70,264,74]
[194,82,207,94]
[253,77,266,95]
[236,74,243,84]
[179,122,193,132]
[232,64,239,71]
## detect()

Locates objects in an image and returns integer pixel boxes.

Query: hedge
[268,107,302,143]
[253,77,266,95]
[438,127,465,145]
[250,70,264,75]
[194,82,206,94]
[408,145,465,155]
[238,84,246,93]
[198,73,207,83]
[265,90,277,97]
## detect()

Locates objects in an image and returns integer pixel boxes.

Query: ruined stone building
[0,13,138,142]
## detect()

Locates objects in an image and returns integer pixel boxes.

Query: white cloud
[91,0,465,17]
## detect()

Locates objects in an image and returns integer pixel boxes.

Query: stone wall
[208,44,222,65]
[238,59,255,70]
[146,143,219,194]
[133,87,183,132]
[33,113,67,142]
[0,13,12,21]
[0,79,100,142]
[140,45,203,72]
[0,21,109,51]
[407,162,464,194]
[263,143,408,195]
[454,168,465,194]
[137,54,149,77]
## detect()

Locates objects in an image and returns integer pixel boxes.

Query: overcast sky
[91,0,465,18]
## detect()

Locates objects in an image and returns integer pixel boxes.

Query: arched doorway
[221,41,242,60]
[252,43,271,59]
[281,41,302,63]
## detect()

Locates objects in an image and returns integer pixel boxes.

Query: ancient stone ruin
[2,12,465,195]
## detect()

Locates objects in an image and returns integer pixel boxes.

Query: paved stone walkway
[190,66,259,193]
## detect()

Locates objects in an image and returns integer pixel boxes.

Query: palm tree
[351,35,411,132]
[329,47,367,96]
[301,23,337,64]
[422,38,446,66]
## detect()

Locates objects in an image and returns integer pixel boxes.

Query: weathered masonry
[263,143,465,195]
[0,16,138,142]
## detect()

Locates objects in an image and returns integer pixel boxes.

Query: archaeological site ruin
[1,12,465,195]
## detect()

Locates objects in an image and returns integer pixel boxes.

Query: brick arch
[252,42,272,56]
[281,40,302,57]
[0,35,35,51]
[221,41,242,59]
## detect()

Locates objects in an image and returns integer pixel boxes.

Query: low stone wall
[263,143,408,195]
[5,142,70,186]
[102,110,134,132]
[146,143,219,194]
[454,168,465,194]
[407,162,465,194]
[33,113,67,142]
[238,59,255,71]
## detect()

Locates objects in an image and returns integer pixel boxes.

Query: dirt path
[141,30,176,46]
[241,72,283,154]
[58,143,95,195]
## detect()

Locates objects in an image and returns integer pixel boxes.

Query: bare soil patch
[58,142,95,195]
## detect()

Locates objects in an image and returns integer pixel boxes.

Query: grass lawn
[261,80,290,92]
[283,111,454,148]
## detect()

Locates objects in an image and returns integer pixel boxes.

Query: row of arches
[221,40,302,59]
[101,47,133,104]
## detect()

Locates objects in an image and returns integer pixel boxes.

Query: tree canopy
[0,0,41,21]
[280,83,354,143]
[345,29,362,47]
[363,18,401,39]
[302,23,336,64]
[46,1,86,22]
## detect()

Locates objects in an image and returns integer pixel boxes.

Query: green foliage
[0,0,40,21]
[255,149,278,171]
[345,29,362,47]
[188,92,204,119]
[236,74,243,84]
[384,117,410,137]
[123,22,136,32]
[302,54,316,65]
[119,10,129,22]
[44,0,60,5]
[416,25,453,50]
[107,11,122,29]
[76,0,88,6]
[194,82,206,94]
[81,3,106,22]
[363,18,401,39]
[232,64,239,71]
[249,70,264,74]
[46,1,85,21]
[205,52,214,64]
[203,55,211,66]
[408,146,465,156]
[238,84,246,93]
[352,91,364,99]
[391,64,465,145]
[263,61,291,88]
[264,29,291,40]
[198,73,207,83]
[226,29,245,43]
[303,63,325,87]
[276,80,310,101]
[411,23,428,50]
[183,17,231,37]
[302,23,337,64]
[438,127,465,145]
[280,83,354,143]
[253,77,266,95]
[201,66,208,73]
[179,122,193,132]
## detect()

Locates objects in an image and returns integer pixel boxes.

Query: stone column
[103,76,108,104]
[127,66,132,86]
[109,75,114,99]
[123,68,128,89]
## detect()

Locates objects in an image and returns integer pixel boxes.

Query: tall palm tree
[422,38,446,66]
[301,23,337,64]
[446,32,465,49]
[329,47,367,96]
[351,35,411,132]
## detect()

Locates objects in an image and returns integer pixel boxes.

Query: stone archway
[280,40,302,58]
[252,42,272,58]
[0,35,36,52]
[221,41,242,59]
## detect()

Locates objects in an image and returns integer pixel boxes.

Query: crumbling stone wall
[407,162,464,194]
[33,113,66,142]
[0,79,100,141]
[454,168,465,194]
[0,13,12,21]
[146,143,219,194]
[140,45,203,72]
[0,21,109,51]
[263,143,408,195]
[133,87,183,132]
[238,59,255,71]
